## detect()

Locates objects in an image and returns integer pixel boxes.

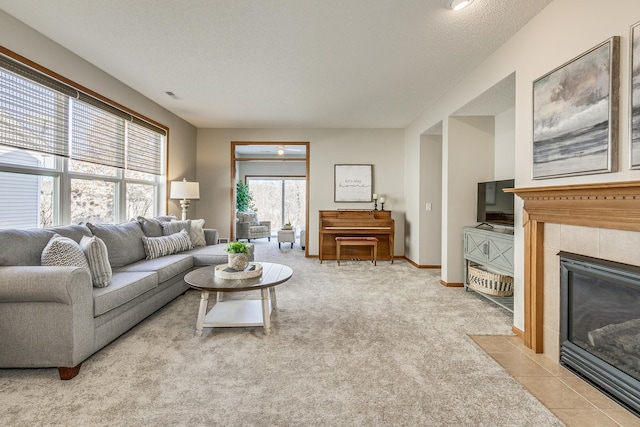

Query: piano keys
[319,210,394,263]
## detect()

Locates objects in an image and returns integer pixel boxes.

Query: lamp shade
[448,0,473,10]
[170,179,200,200]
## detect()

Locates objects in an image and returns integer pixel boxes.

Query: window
[248,177,306,231]
[0,53,166,229]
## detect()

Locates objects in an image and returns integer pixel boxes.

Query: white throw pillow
[190,219,206,247]
[80,235,112,288]
[41,234,89,269]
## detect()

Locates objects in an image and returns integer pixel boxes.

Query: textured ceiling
[0,0,553,128]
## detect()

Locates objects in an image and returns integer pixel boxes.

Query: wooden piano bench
[335,236,378,266]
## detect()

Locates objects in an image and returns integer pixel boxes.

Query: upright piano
[319,210,394,263]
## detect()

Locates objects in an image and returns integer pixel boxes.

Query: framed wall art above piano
[334,164,373,202]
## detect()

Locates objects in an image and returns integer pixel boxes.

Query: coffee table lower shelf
[195,287,277,336]
[202,300,272,328]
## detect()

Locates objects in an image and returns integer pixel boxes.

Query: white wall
[0,11,198,220]
[404,0,640,330]
[494,107,516,180]
[197,128,404,256]
[237,160,306,181]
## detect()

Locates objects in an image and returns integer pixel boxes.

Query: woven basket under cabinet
[467,265,513,297]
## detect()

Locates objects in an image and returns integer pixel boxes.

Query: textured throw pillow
[79,235,112,287]
[190,219,206,247]
[142,229,193,260]
[41,234,90,269]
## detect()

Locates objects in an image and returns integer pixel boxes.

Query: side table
[277,228,295,248]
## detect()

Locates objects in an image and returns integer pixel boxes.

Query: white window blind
[0,53,167,172]
[0,67,70,158]
[72,99,126,169]
[127,119,163,175]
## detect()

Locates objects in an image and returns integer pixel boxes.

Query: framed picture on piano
[334,164,373,202]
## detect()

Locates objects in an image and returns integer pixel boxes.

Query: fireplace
[559,251,640,415]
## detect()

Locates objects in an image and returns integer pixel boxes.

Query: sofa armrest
[0,266,95,369]
[259,221,271,232]
[203,228,219,245]
[0,266,92,304]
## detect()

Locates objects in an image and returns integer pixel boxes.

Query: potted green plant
[235,181,254,212]
[282,222,293,230]
[225,241,250,271]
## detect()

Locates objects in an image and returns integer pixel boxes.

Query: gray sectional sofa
[0,217,253,379]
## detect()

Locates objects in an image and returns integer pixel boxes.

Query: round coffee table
[184,262,293,336]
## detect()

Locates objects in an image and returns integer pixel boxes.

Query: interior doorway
[231,142,309,254]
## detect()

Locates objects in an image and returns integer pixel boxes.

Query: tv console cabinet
[463,226,514,313]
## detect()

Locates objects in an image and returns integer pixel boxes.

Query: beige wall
[444,116,495,283]
[197,128,404,256]
[494,107,515,180]
[404,0,640,329]
[418,133,442,266]
[0,10,198,219]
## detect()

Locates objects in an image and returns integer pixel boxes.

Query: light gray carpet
[1,240,563,426]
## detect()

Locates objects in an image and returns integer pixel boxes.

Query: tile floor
[470,335,640,427]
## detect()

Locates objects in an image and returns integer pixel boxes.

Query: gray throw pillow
[87,221,146,268]
[41,234,90,269]
[137,216,164,237]
[80,235,112,287]
[161,220,192,241]
[141,229,193,259]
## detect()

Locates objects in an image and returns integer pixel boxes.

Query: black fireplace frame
[559,251,640,416]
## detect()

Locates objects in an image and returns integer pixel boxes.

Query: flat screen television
[476,179,515,227]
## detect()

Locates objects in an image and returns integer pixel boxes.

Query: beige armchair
[236,211,271,242]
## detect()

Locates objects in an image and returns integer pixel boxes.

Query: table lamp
[170,178,200,220]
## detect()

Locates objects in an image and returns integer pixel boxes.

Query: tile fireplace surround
[508,181,640,359]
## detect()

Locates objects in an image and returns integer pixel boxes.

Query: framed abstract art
[630,22,640,169]
[532,37,620,179]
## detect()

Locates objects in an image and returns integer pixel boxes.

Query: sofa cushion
[41,235,90,269]
[46,224,93,243]
[0,228,57,266]
[248,225,270,238]
[184,243,254,267]
[93,271,158,316]
[141,229,193,260]
[116,254,193,283]
[87,222,146,268]
[80,235,112,288]
[238,212,259,225]
[190,219,207,247]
